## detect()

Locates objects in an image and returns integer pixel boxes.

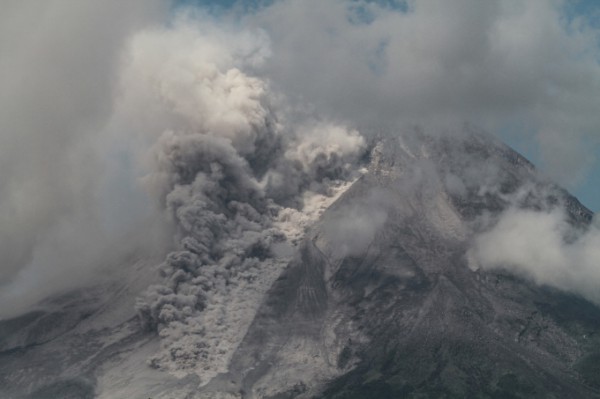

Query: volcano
[1,130,599,399]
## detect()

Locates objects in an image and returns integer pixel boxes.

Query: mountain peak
[1,131,599,399]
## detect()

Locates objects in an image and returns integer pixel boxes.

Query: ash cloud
[125,14,367,375]
[0,3,366,320]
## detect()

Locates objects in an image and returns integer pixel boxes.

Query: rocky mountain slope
[200,130,599,398]
[1,130,599,399]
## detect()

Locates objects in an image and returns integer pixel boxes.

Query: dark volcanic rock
[1,130,598,399]
[216,130,600,398]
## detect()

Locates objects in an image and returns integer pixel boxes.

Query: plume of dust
[123,14,366,379]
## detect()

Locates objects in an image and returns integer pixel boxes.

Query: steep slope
[200,130,599,398]
[1,130,598,399]
[0,254,175,399]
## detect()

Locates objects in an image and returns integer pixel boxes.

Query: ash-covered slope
[0,255,168,399]
[200,130,600,398]
[1,130,598,399]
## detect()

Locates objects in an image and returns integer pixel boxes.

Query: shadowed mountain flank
[205,131,599,398]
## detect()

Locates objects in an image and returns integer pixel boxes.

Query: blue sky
[555,0,600,211]
[498,0,600,212]
[502,130,600,212]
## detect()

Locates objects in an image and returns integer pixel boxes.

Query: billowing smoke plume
[125,15,366,379]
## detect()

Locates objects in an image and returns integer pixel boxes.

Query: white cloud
[472,208,600,305]
[247,0,600,186]
[0,0,167,315]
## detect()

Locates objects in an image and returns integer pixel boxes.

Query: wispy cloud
[472,208,600,305]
